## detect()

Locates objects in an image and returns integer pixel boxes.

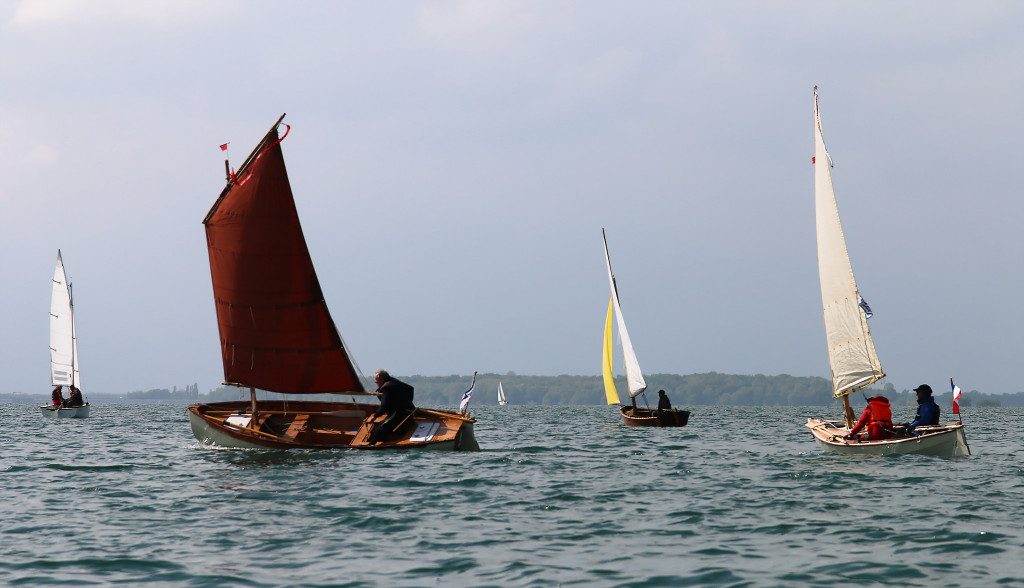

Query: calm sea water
[1,403,1022,587]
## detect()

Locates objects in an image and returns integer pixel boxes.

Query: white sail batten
[602,230,647,399]
[50,250,80,389]
[813,88,883,398]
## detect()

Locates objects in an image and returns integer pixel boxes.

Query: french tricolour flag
[951,381,962,415]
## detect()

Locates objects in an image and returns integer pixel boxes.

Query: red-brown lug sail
[203,123,363,394]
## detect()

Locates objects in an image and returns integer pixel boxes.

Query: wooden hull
[40,404,90,418]
[621,405,690,427]
[186,400,479,451]
[805,418,970,457]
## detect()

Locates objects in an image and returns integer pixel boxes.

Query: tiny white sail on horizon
[498,381,508,405]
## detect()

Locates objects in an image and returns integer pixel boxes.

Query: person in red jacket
[51,386,64,407]
[845,395,894,441]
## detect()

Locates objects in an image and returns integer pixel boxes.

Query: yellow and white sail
[601,229,647,402]
[813,87,884,398]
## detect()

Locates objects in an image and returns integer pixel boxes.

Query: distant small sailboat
[804,87,968,456]
[497,381,508,406]
[601,229,689,427]
[41,250,89,418]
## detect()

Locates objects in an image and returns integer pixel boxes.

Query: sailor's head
[913,384,933,397]
[373,370,391,386]
[658,389,667,396]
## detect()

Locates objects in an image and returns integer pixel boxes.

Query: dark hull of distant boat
[621,405,690,427]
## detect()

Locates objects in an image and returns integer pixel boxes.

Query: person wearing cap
[905,384,940,435]
[657,390,672,412]
[844,395,894,441]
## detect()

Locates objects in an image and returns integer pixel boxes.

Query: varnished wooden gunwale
[187,400,477,451]
[620,405,690,427]
[805,418,969,457]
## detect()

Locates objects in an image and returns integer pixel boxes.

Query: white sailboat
[497,381,508,406]
[804,87,967,456]
[42,250,89,418]
[602,229,688,427]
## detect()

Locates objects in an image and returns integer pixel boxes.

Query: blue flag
[459,372,478,414]
[858,295,873,319]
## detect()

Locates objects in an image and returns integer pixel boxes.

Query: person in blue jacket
[906,384,940,434]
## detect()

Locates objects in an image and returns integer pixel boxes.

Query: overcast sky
[2,1,1022,399]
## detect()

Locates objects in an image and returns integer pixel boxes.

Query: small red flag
[812,156,816,164]
[220,143,228,151]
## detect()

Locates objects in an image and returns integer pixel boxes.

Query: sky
[1,1,1022,398]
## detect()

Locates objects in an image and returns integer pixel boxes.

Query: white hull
[40,404,90,419]
[806,418,970,457]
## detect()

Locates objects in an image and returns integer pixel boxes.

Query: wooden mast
[842,395,855,428]
[249,387,258,423]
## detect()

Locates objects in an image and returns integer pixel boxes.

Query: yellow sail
[602,295,620,405]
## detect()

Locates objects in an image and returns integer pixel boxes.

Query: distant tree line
[127,383,199,401]
[5,374,1018,407]
[188,372,1024,408]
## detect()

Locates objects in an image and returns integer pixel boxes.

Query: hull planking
[805,418,970,457]
[187,400,478,451]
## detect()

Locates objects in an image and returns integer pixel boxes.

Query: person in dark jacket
[66,386,84,407]
[51,386,64,407]
[368,370,416,444]
[906,384,940,434]
[657,390,672,412]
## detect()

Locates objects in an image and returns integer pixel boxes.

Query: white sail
[50,250,81,389]
[497,381,508,405]
[602,229,647,398]
[813,87,884,398]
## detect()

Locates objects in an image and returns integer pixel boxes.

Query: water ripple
[0,404,1023,585]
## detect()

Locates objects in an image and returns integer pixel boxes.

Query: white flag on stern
[459,371,478,414]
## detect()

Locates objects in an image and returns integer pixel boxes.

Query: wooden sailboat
[186,115,478,450]
[804,88,968,456]
[497,381,508,406]
[41,250,90,418]
[601,229,689,427]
